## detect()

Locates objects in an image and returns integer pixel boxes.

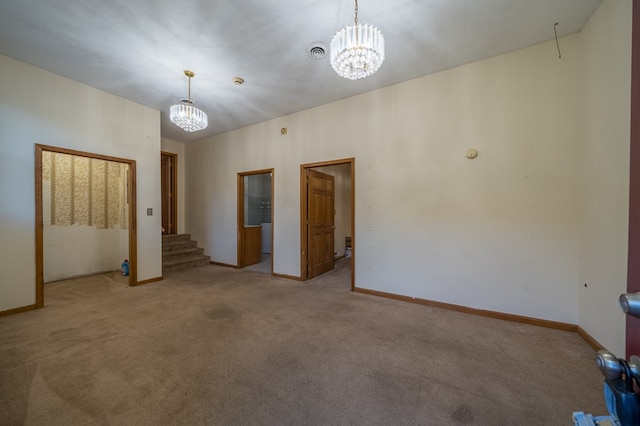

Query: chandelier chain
[354,0,359,25]
[187,76,192,104]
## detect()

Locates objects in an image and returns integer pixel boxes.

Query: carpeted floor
[0,259,607,425]
[243,254,271,274]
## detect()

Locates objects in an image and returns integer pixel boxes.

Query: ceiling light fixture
[170,70,208,132]
[330,0,384,80]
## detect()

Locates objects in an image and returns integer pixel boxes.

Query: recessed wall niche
[42,151,129,282]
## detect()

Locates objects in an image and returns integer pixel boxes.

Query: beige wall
[161,138,186,234]
[185,33,584,324]
[0,54,162,312]
[577,0,632,356]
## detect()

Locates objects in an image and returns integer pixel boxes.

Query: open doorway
[237,169,274,272]
[300,158,354,289]
[35,144,137,308]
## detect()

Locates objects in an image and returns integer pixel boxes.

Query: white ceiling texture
[0,0,603,142]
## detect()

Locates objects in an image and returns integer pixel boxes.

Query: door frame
[627,0,640,358]
[35,144,137,308]
[237,168,274,270]
[161,151,178,235]
[300,158,355,289]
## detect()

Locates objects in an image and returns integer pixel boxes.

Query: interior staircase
[162,234,210,273]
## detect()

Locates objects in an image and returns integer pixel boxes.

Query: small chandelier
[170,70,208,132]
[330,0,385,80]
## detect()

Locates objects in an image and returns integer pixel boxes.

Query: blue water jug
[121,259,129,276]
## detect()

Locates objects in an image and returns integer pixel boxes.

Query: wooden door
[307,169,335,278]
[161,152,177,235]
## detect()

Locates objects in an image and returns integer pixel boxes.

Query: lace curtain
[42,151,128,230]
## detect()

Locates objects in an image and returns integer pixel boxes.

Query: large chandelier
[330,0,385,80]
[170,70,208,132]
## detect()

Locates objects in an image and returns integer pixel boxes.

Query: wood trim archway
[34,144,137,308]
[300,158,355,289]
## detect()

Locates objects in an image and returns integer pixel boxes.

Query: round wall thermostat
[466,148,478,159]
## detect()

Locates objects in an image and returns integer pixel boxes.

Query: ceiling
[0,0,602,143]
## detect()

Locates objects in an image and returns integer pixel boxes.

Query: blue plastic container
[121,259,129,276]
